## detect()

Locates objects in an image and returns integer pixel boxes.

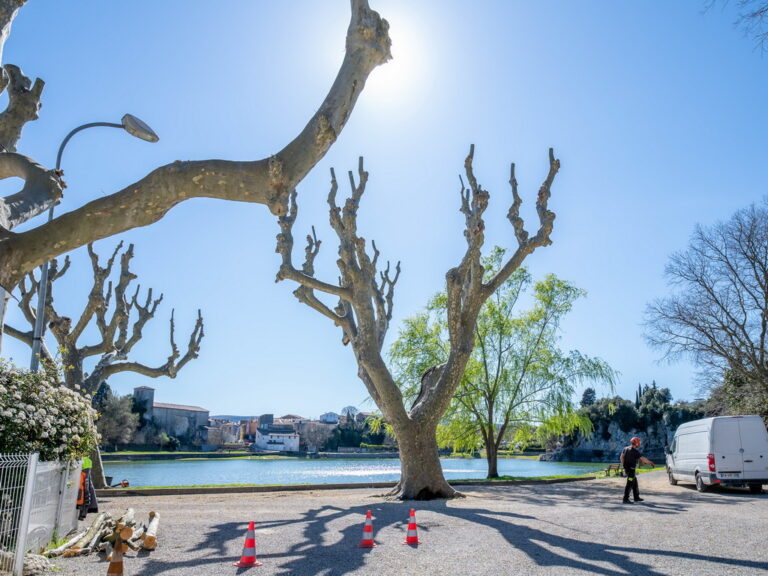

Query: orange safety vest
[77,471,86,505]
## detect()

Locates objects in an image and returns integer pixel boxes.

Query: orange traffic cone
[233,521,262,567]
[358,510,376,548]
[402,508,421,545]
[106,536,124,575]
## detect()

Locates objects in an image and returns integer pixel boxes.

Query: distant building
[278,414,308,424]
[252,429,300,452]
[355,411,372,425]
[133,386,209,444]
[250,413,301,452]
[319,412,340,424]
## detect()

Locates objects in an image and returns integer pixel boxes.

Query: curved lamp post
[29,114,159,372]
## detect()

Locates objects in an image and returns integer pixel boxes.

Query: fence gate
[0,453,37,576]
[0,453,80,576]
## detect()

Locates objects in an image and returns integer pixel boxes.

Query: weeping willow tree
[390,247,616,478]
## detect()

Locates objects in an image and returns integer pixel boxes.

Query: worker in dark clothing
[77,457,99,520]
[620,436,654,503]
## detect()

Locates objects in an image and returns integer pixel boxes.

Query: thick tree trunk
[0,287,7,355]
[90,446,107,489]
[388,421,460,500]
[485,441,499,479]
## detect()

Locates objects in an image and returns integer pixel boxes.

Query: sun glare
[362,11,427,109]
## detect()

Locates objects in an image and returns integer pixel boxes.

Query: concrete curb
[96,475,597,497]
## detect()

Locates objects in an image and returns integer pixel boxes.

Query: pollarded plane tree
[5,240,203,488]
[4,241,204,396]
[0,0,392,325]
[275,147,560,499]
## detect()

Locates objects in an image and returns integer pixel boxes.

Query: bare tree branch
[0,65,44,151]
[0,153,64,232]
[0,0,391,291]
[2,321,52,361]
[4,242,205,395]
[414,147,559,426]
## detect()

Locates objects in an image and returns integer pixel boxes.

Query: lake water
[104,457,605,487]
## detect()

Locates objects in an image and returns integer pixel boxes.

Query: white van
[666,415,768,493]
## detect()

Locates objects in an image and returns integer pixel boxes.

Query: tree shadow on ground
[117,483,768,576]
[127,487,768,576]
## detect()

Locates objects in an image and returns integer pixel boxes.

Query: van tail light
[708,453,716,472]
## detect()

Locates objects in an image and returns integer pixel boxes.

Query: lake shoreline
[96,474,596,497]
[100,451,544,462]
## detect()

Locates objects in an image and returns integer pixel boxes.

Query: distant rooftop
[153,402,208,413]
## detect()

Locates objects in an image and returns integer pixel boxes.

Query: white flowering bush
[0,361,98,461]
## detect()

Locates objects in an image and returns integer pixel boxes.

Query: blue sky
[1,1,767,418]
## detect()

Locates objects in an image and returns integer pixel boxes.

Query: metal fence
[0,454,81,576]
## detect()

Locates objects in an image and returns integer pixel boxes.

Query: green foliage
[637,381,672,427]
[95,388,140,449]
[364,413,396,441]
[707,369,768,419]
[578,384,695,443]
[581,396,640,435]
[664,401,706,430]
[580,387,596,407]
[359,443,391,450]
[0,361,98,461]
[390,247,616,477]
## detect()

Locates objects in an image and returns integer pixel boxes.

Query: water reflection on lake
[104,457,604,487]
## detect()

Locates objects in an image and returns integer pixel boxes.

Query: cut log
[44,530,86,557]
[124,539,140,552]
[80,527,110,556]
[129,523,146,544]
[115,508,135,528]
[142,511,160,550]
[62,512,110,556]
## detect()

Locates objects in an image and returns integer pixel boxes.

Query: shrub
[0,361,98,461]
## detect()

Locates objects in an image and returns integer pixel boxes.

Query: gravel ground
[50,471,768,576]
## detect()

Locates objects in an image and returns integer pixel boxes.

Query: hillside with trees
[544,383,706,462]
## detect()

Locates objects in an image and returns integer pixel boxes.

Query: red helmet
[630,437,641,446]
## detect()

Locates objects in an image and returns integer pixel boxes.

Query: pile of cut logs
[44,509,160,559]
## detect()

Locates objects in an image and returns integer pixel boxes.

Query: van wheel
[748,483,763,494]
[695,472,707,493]
[668,469,678,485]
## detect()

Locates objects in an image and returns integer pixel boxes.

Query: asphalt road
[50,471,768,575]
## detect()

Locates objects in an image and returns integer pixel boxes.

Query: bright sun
[361,10,427,109]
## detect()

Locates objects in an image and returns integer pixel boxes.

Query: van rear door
[712,418,743,477]
[738,417,768,480]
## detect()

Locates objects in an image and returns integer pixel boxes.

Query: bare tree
[708,0,768,52]
[645,199,768,416]
[0,0,391,295]
[275,147,559,499]
[5,240,204,487]
[300,422,335,452]
[5,241,204,395]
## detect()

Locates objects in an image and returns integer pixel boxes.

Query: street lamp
[29,114,159,372]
